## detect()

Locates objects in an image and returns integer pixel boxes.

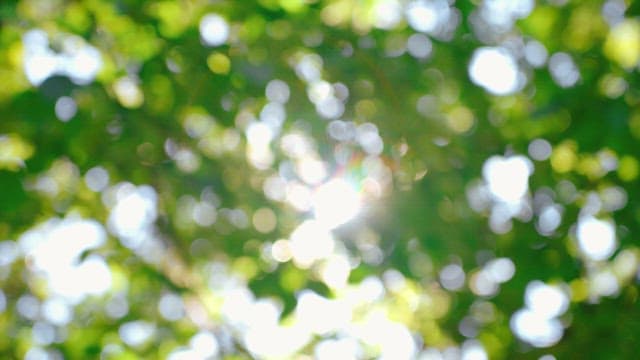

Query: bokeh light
[469,47,522,95]
[3,0,640,358]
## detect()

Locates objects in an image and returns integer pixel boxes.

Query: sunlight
[480,0,534,29]
[483,155,532,203]
[119,321,156,348]
[576,216,617,261]
[510,309,563,348]
[484,257,516,284]
[290,219,335,268]
[315,337,361,360]
[354,311,417,360]
[42,297,72,326]
[511,280,568,348]
[113,77,144,108]
[320,254,352,289]
[462,340,489,360]
[60,38,102,85]
[469,47,521,95]
[525,281,568,318]
[107,184,158,249]
[312,178,362,229]
[199,14,229,46]
[19,218,111,302]
[604,19,640,68]
[373,0,403,30]
[22,29,102,86]
[406,0,449,34]
[189,331,220,359]
[244,323,311,358]
[296,290,351,335]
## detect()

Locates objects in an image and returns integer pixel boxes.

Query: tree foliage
[1,0,640,359]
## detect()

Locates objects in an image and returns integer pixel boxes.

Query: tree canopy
[1,0,640,359]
